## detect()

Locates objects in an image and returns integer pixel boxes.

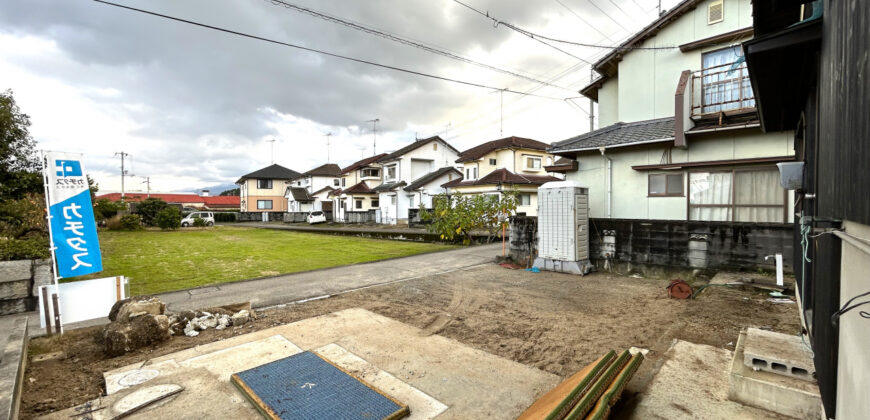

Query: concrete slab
[729,331,822,420]
[0,317,28,420]
[627,340,789,420]
[98,308,557,419]
[743,328,815,381]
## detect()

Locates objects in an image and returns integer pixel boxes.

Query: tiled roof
[341,182,375,194]
[287,187,313,202]
[340,154,388,175]
[95,193,239,207]
[442,168,560,188]
[302,163,342,177]
[549,117,674,153]
[237,164,301,183]
[456,137,550,163]
[404,167,462,191]
[371,181,406,193]
[377,136,459,162]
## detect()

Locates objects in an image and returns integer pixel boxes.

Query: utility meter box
[533,180,593,275]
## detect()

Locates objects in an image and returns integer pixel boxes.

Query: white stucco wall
[566,130,794,221]
[599,0,755,124]
[836,220,870,419]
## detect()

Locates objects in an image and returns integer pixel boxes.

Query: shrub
[118,214,143,231]
[94,199,123,221]
[135,198,168,225]
[0,237,50,261]
[214,212,237,223]
[0,192,47,239]
[192,217,207,227]
[155,207,181,230]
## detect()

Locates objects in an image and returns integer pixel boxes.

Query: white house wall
[610,0,755,123]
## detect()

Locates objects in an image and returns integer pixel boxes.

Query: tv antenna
[323,132,333,163]
[266,139,277,164]
[489,88,507,137]
[364,119,379,154]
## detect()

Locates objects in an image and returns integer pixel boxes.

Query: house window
[390,196,397,205]
[334,179,340,186]
[707,0,724,24]
[257,200,273,210]
[519,194,531,206]
[362,168,380,178]
[257,179,272,189]
[524,156,542,170]
[385,165,397,180]
[648,173,684,197]
[342,178,346,187]
[489,158,497,166]
[433,143,438,151]
[701,46,754,113]
[466,167,477,180]
[410,196,415,207]
[372,199,379,207]
[355,199,363,209]
[689,168,785,223]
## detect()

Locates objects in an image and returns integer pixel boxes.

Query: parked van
[181,211,214,227]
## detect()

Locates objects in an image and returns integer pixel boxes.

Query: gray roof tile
[549,117,674,153]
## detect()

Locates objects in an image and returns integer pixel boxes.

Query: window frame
[371,199,379,207]
[355,199,363,209]
[385,164,397,181]
[648,173,685,197]
[256,199,273,210]
[687,166,787,223]
[489,158,497,166]
[256,179,272,189]
[361,168,380,178]
[523,155,542,170]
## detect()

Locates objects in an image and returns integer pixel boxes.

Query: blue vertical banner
[44,152,103,278]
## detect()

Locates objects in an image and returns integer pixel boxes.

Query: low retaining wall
[238,212,285,222]
[0,317,28,420]
[508,217,794,275]
[343,211,377,224]
[0,259,52,315]
[283,211,333,223]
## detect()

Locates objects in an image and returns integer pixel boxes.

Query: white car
[307,211,327,224]
[181,211,214,227]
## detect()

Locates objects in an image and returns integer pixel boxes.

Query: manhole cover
[118,369,160,387]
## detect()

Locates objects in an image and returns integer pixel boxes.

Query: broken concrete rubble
[104,314,171,356]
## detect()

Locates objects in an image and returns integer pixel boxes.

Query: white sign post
[42,151,104,334]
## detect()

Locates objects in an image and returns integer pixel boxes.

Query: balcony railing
[691,60,755,117]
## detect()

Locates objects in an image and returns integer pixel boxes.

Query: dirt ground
[21,264,801,419]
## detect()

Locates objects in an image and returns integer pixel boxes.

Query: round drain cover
[118,369,160,387]
[666,279,693,299]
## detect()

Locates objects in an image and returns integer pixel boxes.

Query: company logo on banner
[45,152,103,278]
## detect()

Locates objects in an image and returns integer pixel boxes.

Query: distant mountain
[191,183,237,196]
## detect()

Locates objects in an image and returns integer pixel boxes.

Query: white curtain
[734,170,784,222]
[702,46,754,112]
[690,172,731,221]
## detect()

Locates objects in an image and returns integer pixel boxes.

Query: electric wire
[92,0,566,100]
[262,0,577,92]
[831,290,870,325]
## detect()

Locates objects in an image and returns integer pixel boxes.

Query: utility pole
[266,139,277,164]
[364,119,379,154]
[323,132,333,163]
[113,151,129,200]
[141,176,151,198]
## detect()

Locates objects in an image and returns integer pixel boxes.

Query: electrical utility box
[533,181,594,275]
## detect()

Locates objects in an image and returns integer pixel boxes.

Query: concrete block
[0,260,31,283]
[743,328,815,381]
[729,331,821,420]
[533,257,593,275]
[31,259,53,296]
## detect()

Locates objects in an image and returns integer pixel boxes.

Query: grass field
[67,227,456,295]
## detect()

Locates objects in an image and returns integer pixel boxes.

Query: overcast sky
[0,0,679,193]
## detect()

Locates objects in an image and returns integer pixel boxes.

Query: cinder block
[31,259,53,296]
[743,328,815,381]
[730,331,821,420]
[0,260,32,283]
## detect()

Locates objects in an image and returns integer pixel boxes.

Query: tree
[220,188,240,196]
[155,207,181,230]
[0,90,42,199]
[422,190,518,245]
[135,198,168,225]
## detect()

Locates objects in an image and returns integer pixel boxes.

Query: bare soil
[21,265,800,419]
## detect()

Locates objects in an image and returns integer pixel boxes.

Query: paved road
[11,243,501,335]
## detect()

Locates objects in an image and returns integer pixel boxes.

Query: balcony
[689,60,756,119]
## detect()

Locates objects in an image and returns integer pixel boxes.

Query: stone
[183,323,199,337]
[215,315,230,330]
[31,259,53,296]
[0,260,32,283]
[231,310,250,326]
[109,297,166,322]
[0,279,30,300]
[0,298,31,316]
[103,314,171,356]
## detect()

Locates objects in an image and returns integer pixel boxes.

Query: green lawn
[66,227,455,295]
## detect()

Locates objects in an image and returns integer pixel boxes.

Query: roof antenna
[364,119,379,154]
[266,138,277,164]
[323,132,333,163]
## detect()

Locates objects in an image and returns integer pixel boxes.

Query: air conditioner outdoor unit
[533,180,594,275]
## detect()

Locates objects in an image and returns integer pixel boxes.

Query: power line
[553,0,618,43]
[92,0,566,100]
[262,0,576,92]
[454,0,679,51]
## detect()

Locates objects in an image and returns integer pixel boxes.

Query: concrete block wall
[0,259,53,315]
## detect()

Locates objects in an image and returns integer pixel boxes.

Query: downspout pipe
[599,146,612,218]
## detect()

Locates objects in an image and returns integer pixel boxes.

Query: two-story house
[551,0,795,225]
[285,163,341,212]
[442,136,561,216]
[372,136,459,225]
[236,164,301,214]
[330,153,386,222]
